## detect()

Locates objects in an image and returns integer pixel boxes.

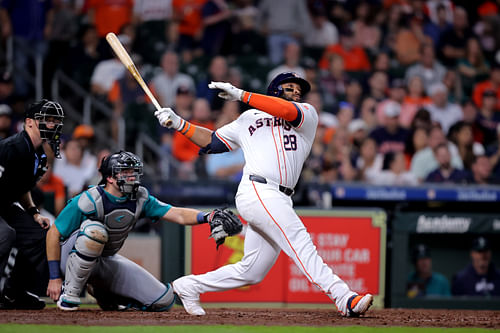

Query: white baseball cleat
[345,294,373,317]
[57,296,80,311]
[173,275,206,316]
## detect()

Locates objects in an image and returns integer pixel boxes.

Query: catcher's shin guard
[62,220,108,302]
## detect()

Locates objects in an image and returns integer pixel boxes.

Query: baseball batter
[45,151,241,311]
[155,72,373,316]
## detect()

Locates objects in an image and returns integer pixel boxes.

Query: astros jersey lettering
[215,102,317,188]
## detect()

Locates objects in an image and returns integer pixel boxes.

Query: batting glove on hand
[155,108,182,130]
[208,81,244,101]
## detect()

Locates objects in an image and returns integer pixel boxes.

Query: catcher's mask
[266,72,311,99]
[25,99,65,158]
[99,151,143,200]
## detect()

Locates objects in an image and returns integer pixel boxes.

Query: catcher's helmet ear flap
[266,72,311,97]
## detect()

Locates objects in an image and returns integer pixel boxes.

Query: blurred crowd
[1,0,500,209]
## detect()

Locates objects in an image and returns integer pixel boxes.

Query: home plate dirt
[1,308,498,328]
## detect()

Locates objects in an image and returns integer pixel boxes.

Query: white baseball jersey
[214,102,318,188]
[179,98,360,316]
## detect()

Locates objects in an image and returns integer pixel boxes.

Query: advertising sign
[186,209,386,306]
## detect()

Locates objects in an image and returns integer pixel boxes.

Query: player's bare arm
[162,207,203,226]
[46,225,63,301]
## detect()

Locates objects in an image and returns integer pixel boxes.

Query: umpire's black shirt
[0,130,47,212]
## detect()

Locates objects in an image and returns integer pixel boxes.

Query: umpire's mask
[25,99,65,158]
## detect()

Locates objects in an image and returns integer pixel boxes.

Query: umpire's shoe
[345,294,373,317]
[173,275,206,315]
[0,290,45,310]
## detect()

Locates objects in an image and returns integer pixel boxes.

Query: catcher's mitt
[207,208,243,249]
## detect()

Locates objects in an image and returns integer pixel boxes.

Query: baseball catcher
[46,151,242,311]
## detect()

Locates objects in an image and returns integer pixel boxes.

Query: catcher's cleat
[346,294,373,317]
[173,275,206,316]
[57,295,80,311]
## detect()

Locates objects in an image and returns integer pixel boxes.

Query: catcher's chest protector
[77,186,148,256]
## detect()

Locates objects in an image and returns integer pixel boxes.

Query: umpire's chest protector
[77,186,148,256]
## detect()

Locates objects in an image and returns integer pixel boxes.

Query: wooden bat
[105,32,172,126]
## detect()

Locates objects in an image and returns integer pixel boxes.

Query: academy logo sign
[416,215,471,233]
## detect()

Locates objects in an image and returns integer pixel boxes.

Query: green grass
[0,325,498,333]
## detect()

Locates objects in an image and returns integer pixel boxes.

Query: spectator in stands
[85,0,134,38]
[151,50,196,108]
[367,71,389,102]
[407,244,451,298]
[472,59,500,111]
[476,90,500,147]
[230,0,262,56]
[63,24,101,90]
[411,125,464,182]
[438,7,473,67]
[359,97,378,131]
[0,1,53,97]
[201,0,232,56]
[401,77,432,128]
[376,78,407,126]
[467,154,500,185]
[321,128,357,183]
[196,55,228,111]
[452,236,500,296]
[486,124,500,178]
[345,79,364,114]
[442,69,464,104]
[457,37,491,96]
[304,5,338,50]
[405,44,446,91]
[370,101,409,155]
[423,2,452,49]
[336,102,354,133]
[318,26,371,73]
[351,0,381,53]
[319,55,348,112]
[348,119,368,158]
[171,98,214,179]
[72,124,98,179]
[426,82,463,135]
[90,34,130,97]
[42,0,78,97]
[393,16,427,66]
[425,143,469,184]
[404,126,429,167]
[206,101,244,181]
[267,42,305,85]
[0,71,14,105]
[172,0,205,62]
[356,137,383,182]
[448,121,484,171]
[365,151,419,186]
[257,0,310,65]
[53,139,95,198]
[132,0,173,65]
[0,104,13,139]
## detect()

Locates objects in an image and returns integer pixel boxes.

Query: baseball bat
[105,32,172,126]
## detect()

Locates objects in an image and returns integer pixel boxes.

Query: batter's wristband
[179,121,196,139]
[242,91,252,104]
[196,212,208,224]
[48,260,61,279]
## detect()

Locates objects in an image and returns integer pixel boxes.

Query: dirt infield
[1,307,499,328]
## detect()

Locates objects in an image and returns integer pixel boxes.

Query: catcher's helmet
[25,99,65,158]
[266,72,311,98]
[99,151,143,200]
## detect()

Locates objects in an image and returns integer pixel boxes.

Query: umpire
[0,99,64,309]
